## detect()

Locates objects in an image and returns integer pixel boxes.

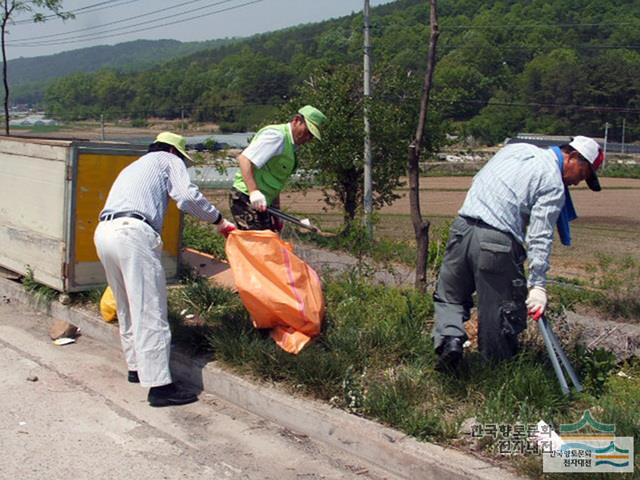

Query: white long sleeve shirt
[458,143,565,287]
[100,151,221,232]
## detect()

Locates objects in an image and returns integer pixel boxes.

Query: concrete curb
[0,276,522,480]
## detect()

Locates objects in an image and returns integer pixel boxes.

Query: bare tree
[1,0,73,134]
[408,0,439,292]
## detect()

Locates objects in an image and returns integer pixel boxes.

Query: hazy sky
[6,0,396,60]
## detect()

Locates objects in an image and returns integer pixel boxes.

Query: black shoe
[436,336,464,372]
[148,383,198,407]
[128,371,140,383]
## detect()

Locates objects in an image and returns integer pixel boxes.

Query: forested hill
[43,0,640,143]
[9,38,236,103]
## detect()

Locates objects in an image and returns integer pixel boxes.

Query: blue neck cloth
[551,146,577,246]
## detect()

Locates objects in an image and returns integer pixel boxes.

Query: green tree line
[42,0,640,143]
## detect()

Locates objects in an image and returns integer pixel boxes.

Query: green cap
[298,105,327,140]
[155,131,192,161]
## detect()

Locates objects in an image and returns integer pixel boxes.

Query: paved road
[0,301,392,480]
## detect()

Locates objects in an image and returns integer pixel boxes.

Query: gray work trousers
[432,216,528,361]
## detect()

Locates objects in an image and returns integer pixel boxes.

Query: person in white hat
[229,105,327,231]
[433,135,603,369]
[94,132,236,406]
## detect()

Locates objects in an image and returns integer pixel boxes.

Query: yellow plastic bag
[225,230,324,354]
[100,286,118,323]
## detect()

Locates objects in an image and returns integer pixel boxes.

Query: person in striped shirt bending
[94,132,235,407]
[433,136,604,370]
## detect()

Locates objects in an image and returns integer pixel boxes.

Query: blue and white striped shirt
[459,143,565,287]
[100,151,221,232]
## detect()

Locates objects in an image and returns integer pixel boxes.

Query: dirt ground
[206,176,640,284]
[280,177,640,222]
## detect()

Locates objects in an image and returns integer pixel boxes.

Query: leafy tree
[466,90,528,145]
[292,63,444,227]
[433,58,490,121]
[519,48,583,132]
[1,0,73,133]
[45,72,97,120]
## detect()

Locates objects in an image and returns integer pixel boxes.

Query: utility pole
[621,118,626,154]
[363,0,373,236]
[603,122,609,169]
[100,114,105,141]
[181,106,185,133]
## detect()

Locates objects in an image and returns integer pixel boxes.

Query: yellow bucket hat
[298,105,327,140]
[155,131,192,161]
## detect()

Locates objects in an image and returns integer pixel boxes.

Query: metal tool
[538,315,583,395]
[266,206,320,233]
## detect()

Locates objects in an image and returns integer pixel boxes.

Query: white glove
[216,218,236,238]
[249,190,267,212]
[526,286,547,320]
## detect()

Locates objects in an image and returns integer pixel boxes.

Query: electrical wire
[8,0,261,48]
[8,0,262,48]
[441,21,638,30]
[38,96,640,116]
[9,0,217,41]
[430,98,640,114]
[12,0,143,25]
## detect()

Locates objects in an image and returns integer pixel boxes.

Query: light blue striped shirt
[459,143,565,287]
[100,151,221,232]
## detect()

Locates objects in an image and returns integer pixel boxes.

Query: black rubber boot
[147,383,198,407]
[436,336,464,372]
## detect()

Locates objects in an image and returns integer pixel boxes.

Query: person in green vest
[230,105,327,230]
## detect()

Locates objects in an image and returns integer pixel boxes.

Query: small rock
[26,375,38,382]
[459,416,479,436]
[58,293,72,305]
[49,319,78,340]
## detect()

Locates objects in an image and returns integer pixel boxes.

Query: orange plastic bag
[225,230,324,354]
[100,286,118,323]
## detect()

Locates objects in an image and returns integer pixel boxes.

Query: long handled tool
[267,206,321,233]
[538,315,583,395]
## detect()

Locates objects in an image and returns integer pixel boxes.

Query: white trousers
[94,218,172,387]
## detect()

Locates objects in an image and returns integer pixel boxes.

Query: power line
[8,0,242,45]
[9,0,215,41]
[442,21,638,30]
[13,0,143,25]
[431,98,640,114]
[437,41,640,52]
[8,0,262,49]
[9,0,260,48]
[40,93,640,116]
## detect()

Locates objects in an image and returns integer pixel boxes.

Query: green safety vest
[233,123,296,205]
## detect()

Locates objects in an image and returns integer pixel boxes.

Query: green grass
[73,285,106,305]
[294,219,451,272]
[599,163,640,179]
[175,207,640,477]
[182,216,227,259]
[548,254,640,322]
[22,267,58,302]
[166,271,640,478]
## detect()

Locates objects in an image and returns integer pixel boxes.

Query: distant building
[9,114,58,127]
[506,133,638,154]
